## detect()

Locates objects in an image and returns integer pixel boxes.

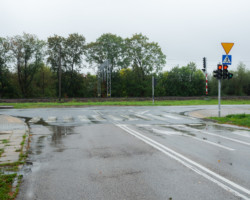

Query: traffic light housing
[228,73,233,79]
[213,70,218,78]
[223,64,228,79]
[217,64,222,79]
[214,64,233,80]
[202,57,206,72]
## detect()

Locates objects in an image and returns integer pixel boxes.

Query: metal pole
[97,68,101,97]
[59,47,62,101]
[218,79,221,117]
[152,76,154,104]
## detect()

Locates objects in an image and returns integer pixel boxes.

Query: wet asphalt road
[1,105,250,200]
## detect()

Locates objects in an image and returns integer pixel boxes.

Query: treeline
[0,33,249,98]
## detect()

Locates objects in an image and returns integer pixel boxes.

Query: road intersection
[0,105,250,199]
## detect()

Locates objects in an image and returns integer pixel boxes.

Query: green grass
[0,173,17,200]
[210,114,250,128]
[0,99,250,109]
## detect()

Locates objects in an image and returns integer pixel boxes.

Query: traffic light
[228,72,233,79]
[213,70,218,78]
[202,57,206,72]
[223,64,228,79]
[217,64,222,79]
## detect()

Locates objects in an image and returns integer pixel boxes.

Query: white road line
[29,117,41,123]
[63,116,74,122]
[78,115,89,122]
[183,134,235,151]
[46,116,57,123]
[134,114,150,121]
[121,115,138,121]
[181,125,250,147]
[147,114,166,121]
[92,115,106,121]
[108,115,122,121]
[136,124,151,127]
[139,110,149,115]
[162,114,181,120]
[116,124,250,200]
[152,128,182,136]
[163,124,186,127]
[152,128,234,151]
[229,131,250,139]
[94,111,103,116]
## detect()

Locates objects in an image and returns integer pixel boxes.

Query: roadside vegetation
[0,132,28,199]
[210,114,250,128]
[0,99,250,109]
[1,33,250,99]
[0,173,17,200]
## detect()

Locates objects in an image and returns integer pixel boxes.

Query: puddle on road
[50,126,75,144]
[186,123,206,130]
[16,117,77,178]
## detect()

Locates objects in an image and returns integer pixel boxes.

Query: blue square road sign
[222,55,232,65]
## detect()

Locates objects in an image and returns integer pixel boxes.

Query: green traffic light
[228,73,233,79]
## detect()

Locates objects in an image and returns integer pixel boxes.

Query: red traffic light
[218,65,222,70]
[223,65,228,70]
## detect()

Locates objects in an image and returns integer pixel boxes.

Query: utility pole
[59,46,62,101]
[107,60,111,97]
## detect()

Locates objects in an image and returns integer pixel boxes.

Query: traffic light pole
[218,79,221,117]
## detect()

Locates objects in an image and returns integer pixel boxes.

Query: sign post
[217,43,234,117]
[218,79,221,117]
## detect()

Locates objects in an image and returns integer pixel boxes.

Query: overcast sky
[1,0,250,73]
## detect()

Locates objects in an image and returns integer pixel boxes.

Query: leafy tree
[82,73,97,97]
[125,33,166,78]
[9,33,45,97]
[30,65,57,97]
[47,35,66,74]
[48,34,87,97]
[47,35,66,98]
[64,33,86,94]
[0,37,12,97]
[155,72,168,96]
[164,63,205,96]
[86,33,129,72]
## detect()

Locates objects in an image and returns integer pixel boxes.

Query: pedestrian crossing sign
[222,55,232,65]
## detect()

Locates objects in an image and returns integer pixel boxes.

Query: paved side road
[188,106,250,118]
[0,115,28,164]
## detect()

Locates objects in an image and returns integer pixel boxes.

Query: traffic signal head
[223,64,228,79]
[203,57,206,69]
[217,64,222,79]
[228,72,233,79]
[213,70,218,78]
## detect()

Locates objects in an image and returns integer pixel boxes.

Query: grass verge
[0,132,29,199]
[210,113,250,128]
[0,173,17,200]
[0,99,250,109]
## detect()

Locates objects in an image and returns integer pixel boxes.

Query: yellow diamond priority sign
[221,43,234,55]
